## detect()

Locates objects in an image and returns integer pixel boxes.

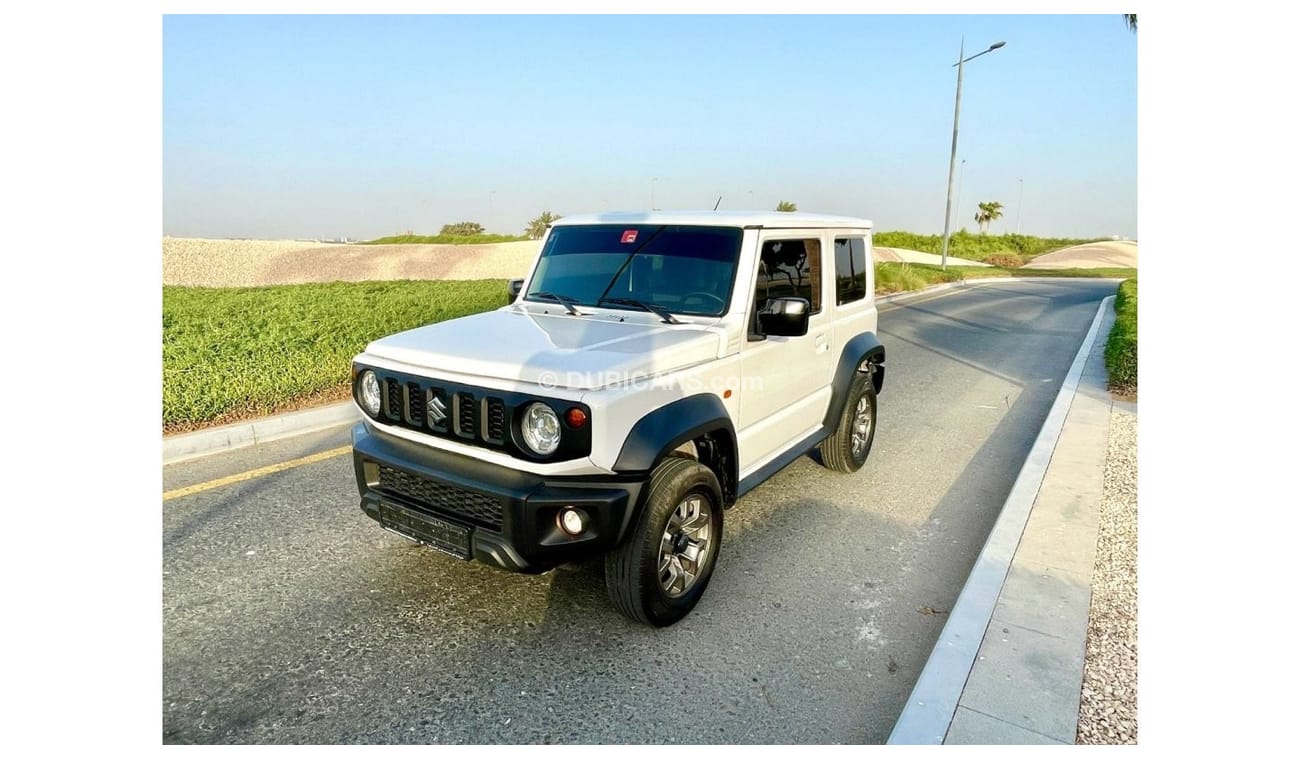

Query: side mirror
[757,297,811,337]
[508,278,524,299]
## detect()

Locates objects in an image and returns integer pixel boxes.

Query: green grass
[1105,278,1138,392]
[363,233,531,245]
[873,230,1104,262]
[163,280,508,430]
[875,262,1136,293]
[951,265,1138,279]
[874,262,962,293]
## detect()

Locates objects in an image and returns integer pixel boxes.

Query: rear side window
[755,238,822,314]
[834,237,868,305]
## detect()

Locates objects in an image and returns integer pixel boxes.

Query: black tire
[605,457,723,626]
[819,372,877,473]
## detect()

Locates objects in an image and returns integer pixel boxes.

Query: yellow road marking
[163,446,351,502]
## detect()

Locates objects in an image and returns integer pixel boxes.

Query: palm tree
[776,201,797,212]
[975,201,1004,234]
[525,211,561,240]
[1124,14,1137,32]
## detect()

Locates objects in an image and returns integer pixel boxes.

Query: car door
[736,232,834,472]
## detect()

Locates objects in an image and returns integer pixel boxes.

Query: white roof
[551,210,872,229]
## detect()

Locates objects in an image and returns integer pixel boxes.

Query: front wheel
[605,457,723,626]
[819,373,877,473]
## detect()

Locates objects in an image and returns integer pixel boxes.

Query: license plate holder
[378,500,472,559]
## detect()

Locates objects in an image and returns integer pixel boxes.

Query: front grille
[385,378,402,420]
[406,382,425,427]
[485,397,506,443]
[354,364,591,461]
[455,392,477,440]
[376,465,504,530]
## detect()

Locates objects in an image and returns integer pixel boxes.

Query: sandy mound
[1023,241,1137,269]
[163,238,333,287]
[260,240,540,284]
[162,238,540,287]
[872,246,991,267]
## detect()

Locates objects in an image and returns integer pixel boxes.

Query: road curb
[162,401,359,465]
[887,293,1116,744]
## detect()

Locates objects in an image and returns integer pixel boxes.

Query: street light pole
[954,158,967,234]
[940,39,1005,271]
[939,39,965,272]
[1016,178,1024,234]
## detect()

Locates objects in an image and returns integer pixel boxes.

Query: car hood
[363,307,724,390]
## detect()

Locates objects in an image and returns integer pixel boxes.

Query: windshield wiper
[594,225,667,305]
[598,297,682,325]
[529,291,584,316]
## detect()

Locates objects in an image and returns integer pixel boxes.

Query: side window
[755,238,822,314]
[834,236,868,305]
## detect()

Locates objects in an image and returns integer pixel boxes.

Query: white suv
[349,211,884,625]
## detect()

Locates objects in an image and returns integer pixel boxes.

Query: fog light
[558,507,587,536]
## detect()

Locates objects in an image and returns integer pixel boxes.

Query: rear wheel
[819,373,877,473]
[605,457,723,626]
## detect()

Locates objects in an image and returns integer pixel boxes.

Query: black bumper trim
[352,422,644,573]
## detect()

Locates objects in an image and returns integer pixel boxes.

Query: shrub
[873,230,1102,262]
[1105,278,1138,392]
[986,252,1026,269]
[439,221,485,236]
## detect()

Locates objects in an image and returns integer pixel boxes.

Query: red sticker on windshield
[621,230,638,244]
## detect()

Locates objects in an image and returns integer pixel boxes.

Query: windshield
[525,225,743,317]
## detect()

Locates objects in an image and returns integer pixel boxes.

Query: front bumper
[351,422,644,573]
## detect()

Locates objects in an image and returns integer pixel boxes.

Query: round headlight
[521,402,561,456]
[359,370,382,416]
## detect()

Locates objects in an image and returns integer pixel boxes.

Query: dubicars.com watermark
[535,370,766,394]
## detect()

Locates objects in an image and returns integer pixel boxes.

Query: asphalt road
[162,278,1118,744]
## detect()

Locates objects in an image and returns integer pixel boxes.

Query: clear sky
[163,14,1137,240]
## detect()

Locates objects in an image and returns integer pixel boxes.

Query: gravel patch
[163,238,540,287]
[1076,405,1138,744]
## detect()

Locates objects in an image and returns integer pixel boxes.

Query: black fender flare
[612,393,737,510]
[822,332,885,429]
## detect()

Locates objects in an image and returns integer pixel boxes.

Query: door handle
[815,333,829,353]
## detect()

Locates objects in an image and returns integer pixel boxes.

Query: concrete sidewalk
[891,296,1119,744]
